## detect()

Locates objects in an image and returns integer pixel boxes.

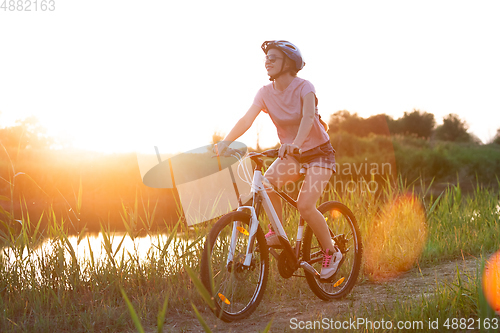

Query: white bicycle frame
[228,166,301,267]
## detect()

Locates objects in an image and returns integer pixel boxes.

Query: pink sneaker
[320,247,343,280]
[265,224,281,247]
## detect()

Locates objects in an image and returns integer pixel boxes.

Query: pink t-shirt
[252,77,330,152]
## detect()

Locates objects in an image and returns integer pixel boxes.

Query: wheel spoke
[200,212,269,321]
[302,202,362,300]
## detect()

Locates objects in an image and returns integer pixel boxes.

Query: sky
[1,1,499,154]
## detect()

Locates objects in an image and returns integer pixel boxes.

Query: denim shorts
[289,141,337,173]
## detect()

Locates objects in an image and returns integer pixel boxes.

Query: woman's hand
[278,143,300,159]
[213,141,230,156]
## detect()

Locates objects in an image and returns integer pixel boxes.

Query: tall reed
[1,147,499,331]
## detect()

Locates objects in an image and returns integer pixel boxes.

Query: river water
[2,232,196,268]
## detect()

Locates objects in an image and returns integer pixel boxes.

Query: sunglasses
[264,55,283,64]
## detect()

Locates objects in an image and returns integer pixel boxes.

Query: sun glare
[364,194,428,281]
[483,250,500,314]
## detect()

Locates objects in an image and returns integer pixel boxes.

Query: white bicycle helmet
[261,40,305,81]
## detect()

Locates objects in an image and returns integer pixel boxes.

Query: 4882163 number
[1,0,55,11]
[443,317,499,330]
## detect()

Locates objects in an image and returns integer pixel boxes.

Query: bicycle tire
[200,211,269,322]
[302,201,362,300]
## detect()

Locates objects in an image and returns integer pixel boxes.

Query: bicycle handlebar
[216,147,300,159]
[256,147,300,158]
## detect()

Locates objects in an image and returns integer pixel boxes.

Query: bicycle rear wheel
[302,201,362,300]
[200,211,269,322]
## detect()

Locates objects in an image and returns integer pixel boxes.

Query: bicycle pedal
[319,276,345,287]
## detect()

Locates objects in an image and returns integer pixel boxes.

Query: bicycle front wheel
[302,201,362,300]
[200,211,269,322]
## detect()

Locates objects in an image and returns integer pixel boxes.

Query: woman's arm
[223,104,262,143]
[278,92,316,158]
[292,92,316,148]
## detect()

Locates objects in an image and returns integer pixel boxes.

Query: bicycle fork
[226,170,265,268]
[226,206,259,267]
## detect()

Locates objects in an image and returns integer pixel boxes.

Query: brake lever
[211,147,244,158]
[261,147,300,159]
[262,150,278,158]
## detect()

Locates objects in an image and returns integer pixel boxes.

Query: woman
[218,40,341,280]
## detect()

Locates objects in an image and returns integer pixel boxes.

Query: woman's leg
[296,166,335,252]
[263,156,301,224]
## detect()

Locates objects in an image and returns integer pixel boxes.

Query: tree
[386,109,435,139]
[493,129,500,145]
[364,114,391,136]
[0,116,52,150]
[328,109,437,139]
[434,114,471,142]
[328,110,360,134]
[399,109,435,139]
[385,115,401,135]
[328,111,390,137]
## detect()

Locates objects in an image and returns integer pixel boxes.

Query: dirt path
[157,255,482,332]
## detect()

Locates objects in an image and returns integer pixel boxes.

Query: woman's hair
[283,55,299,77]
[319,116,329,132]
[313,94,329,132]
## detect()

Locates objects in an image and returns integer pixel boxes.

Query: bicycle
[199,147,363,322]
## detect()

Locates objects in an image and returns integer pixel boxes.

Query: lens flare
[482,250,500,314]
[329,209,341,219]
[363,194,427,281]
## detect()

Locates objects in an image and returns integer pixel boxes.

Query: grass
[0,211,213,332]
[391,136,500,187]
[423,182,500,263]
[1,140,500,331]
[2,134,500,234]
[2,178,500,331]
[339,257,499,333]
[294,260,497,333]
